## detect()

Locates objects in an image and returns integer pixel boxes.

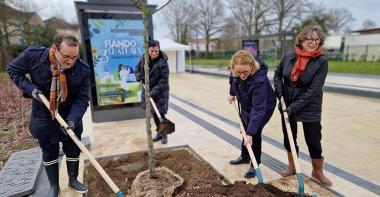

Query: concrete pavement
[58,72,379,197]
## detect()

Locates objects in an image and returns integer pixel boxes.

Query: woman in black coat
[228,50,276,178]
[273,25,332,186]
[136,40,170,144]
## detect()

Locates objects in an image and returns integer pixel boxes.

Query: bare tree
[228,0,272,37]
[220,17,240,50]
[361,19,376,30]
[268,0,310,34]
[161,0,194,44]
[328,8,355,34]
[193,0,224,58]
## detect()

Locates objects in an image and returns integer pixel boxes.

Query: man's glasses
[57,50,80,61]
[305,38,321,44]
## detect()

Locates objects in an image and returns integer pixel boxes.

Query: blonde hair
[229,50,260,77]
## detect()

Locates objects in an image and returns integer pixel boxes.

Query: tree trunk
[141,0,156,179]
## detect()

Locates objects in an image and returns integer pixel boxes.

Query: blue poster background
[88,18,144,106]
[242,40,258,57]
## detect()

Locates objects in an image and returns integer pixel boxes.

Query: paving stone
[0,147,42,197]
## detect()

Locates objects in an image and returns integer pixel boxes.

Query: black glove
[32,89,42,102]
[275,90,282,99]
[283,107,292,116]
[60,120,75,135]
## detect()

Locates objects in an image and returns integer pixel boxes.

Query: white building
[158,38,190,73]
[344,34,380,61]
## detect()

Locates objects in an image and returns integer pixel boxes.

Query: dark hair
[53,34,78,49]
[294,25,325,49]
[148,40,160,48]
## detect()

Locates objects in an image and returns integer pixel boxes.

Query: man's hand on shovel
[60,120,75,135]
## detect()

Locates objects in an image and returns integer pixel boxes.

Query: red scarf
[49,52,68,119]
[290,47,323,83]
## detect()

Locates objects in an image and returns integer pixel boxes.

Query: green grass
[328,61,380,75]
[186,59,380,75]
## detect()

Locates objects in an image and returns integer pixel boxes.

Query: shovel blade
[158,119,175,134]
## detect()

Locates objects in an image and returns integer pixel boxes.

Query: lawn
[186,59,380,75]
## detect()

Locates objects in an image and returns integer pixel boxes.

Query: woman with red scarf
[273,25,332,186]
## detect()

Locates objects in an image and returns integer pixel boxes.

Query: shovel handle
[149,97,163,122]
[279,96,304,194]
[142,84,163,122]
[232,101,264,183]
[279,97,302,173]
[37,93,123,195]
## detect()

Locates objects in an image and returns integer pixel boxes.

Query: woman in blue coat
[228,50,276,178]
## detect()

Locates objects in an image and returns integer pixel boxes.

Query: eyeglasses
[57,50,80,61]
[305,38,321,44]
[235,70,251,76]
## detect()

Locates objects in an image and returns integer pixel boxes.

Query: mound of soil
[84,149,304,197]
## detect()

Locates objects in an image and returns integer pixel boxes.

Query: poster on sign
[85,14,144,106]
[242,40,259,57]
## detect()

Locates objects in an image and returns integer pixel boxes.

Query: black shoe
[44,161,60,197]
[244,166,256,178]
[229,156,250,165]
[67,159,88,193]
[152,134,162,142]
[161,134,168,144]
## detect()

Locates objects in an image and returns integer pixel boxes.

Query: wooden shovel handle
[37,93,121,194]
[280,96,301,174]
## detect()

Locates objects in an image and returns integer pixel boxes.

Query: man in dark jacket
[7,34,90,196]
[228,50,276,178]
[136,40,170,144]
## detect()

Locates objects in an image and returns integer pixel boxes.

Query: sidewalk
[58,72,380,197]
[186,65,380,98]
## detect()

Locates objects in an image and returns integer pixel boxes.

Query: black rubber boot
[161,134,168,144]
[44,162,60,197]
[152,133,162,142]
[66,159,88,193]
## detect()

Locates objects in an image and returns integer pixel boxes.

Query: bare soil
[0,75,38,170]
[84,149,305,197]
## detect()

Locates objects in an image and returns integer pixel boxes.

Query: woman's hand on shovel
[244,135,253,146]
[228,95,235,104]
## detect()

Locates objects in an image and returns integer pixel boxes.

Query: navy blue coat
[229,60,276,136]
[273,52,328,122]
[135,51,169,114]
[7,45,90,142]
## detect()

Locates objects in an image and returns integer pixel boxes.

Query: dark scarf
[290,47,323,84]
[49,52,68,119]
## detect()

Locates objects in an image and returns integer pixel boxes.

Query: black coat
[7,45,90,142]
[229,59,276,136]
[273,52,328,122]
[135,51,169,114]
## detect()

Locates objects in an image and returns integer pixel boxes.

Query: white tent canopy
[156,38,190,73]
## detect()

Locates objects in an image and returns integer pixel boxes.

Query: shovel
[37,93,124,197]
[232,100,264,183]
[143,84,175,134]
[279,96,304,195]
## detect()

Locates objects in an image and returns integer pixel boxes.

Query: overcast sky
[30,0,380,38]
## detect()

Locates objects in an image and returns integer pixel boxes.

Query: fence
[344,45,380,62]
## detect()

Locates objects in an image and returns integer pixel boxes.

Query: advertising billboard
[242,40,259,57]
[84,14,144,107]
